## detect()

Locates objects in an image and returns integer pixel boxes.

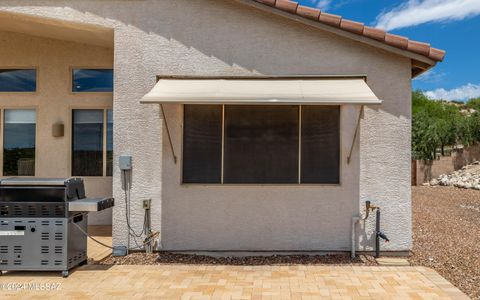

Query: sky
[297,0,480,102]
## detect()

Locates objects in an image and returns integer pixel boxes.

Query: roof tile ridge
[249,0,445,61]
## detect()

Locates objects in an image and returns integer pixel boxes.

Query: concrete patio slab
[375,257,410,266]
[0,264,468,299]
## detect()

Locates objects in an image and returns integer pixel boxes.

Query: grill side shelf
[68,198,114,212]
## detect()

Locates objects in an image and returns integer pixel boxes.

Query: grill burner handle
[73,215,84,223]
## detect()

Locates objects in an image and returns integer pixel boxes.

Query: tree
[466,98,480,111]
[412,110,440,160]
[411,90,465,160]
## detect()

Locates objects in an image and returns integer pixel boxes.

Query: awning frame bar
[347,105,364,164]
[156,74,368,81]
[159,104,177,164]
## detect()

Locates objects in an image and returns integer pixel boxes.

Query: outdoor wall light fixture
[52,123,64,137]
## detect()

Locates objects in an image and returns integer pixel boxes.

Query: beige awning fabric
[140,78,382,105]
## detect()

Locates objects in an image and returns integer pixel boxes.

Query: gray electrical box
[112,246,127,257]
[119,155,132,170]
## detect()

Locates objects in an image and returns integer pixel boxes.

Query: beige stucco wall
[0,0,412,251]
[0,31,113,224]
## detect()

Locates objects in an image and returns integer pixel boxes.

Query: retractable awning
[140,78,382,105]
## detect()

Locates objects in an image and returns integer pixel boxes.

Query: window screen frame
[70,107,113,177]
[0,107,38,177]
[70,67,113,94]
[300,106,341,184]
[0,67,38,94]
[181,104,342,186]
[182,105,223,184]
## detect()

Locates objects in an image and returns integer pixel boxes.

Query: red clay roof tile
[407,40,431,56]
[340,19,364,34]
[429,48,446,62]
[296,5,320,21]
[255,0,276,6]
[275,0,298,14]
[250,0,445,62]
[363,26,385,41]
[319,12,342,27]
[385,33,409,49]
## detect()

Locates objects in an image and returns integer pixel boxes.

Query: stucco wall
[0,31,113,224]
[0,0,412,251]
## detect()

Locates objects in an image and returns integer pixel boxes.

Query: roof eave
[235,0,441,75]
[412,60,437,78]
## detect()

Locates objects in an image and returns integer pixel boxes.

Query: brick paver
[87,225,113,262]
[0,227,468,299]
[0,265,468,299]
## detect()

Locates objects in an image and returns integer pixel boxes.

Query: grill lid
[0,178,86,202]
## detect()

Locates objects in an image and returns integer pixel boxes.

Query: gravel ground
[410,186,480,299]
[102,252,377,266]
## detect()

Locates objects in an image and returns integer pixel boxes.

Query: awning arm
[347,105,364,164]
[159,104,177,164]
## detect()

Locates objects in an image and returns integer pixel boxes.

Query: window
[72,69,113,92]
[72,109,113,176]
[182,105,340,184]
[106,110,113,176]
[0,69,36,92]
[301,106,340,184]
[183,105,222,183]
[3,109,36,176]
[224,106,299,184]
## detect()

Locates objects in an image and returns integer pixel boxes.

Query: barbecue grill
[0,178,114,277]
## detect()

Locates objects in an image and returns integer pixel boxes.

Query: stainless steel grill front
[0,178,114,277]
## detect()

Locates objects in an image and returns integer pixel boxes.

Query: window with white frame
[2,109,36,176]
[72,109,113,176]
[182,105,340,184]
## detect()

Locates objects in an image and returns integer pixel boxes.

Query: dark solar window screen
[301,106,340,184]
[224,105,299,184]
[182,105,222,183]
[182,105,340,184]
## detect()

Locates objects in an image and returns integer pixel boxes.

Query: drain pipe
[375,208,390,258]
[351,201,375,258]
[351,216,361,258]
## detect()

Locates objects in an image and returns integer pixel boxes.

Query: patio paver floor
[0,264,468,299]
[0,226,468,299]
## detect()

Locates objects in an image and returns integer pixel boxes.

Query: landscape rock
[429,162,480,190]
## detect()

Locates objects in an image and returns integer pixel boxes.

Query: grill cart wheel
[62,270,69,278]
